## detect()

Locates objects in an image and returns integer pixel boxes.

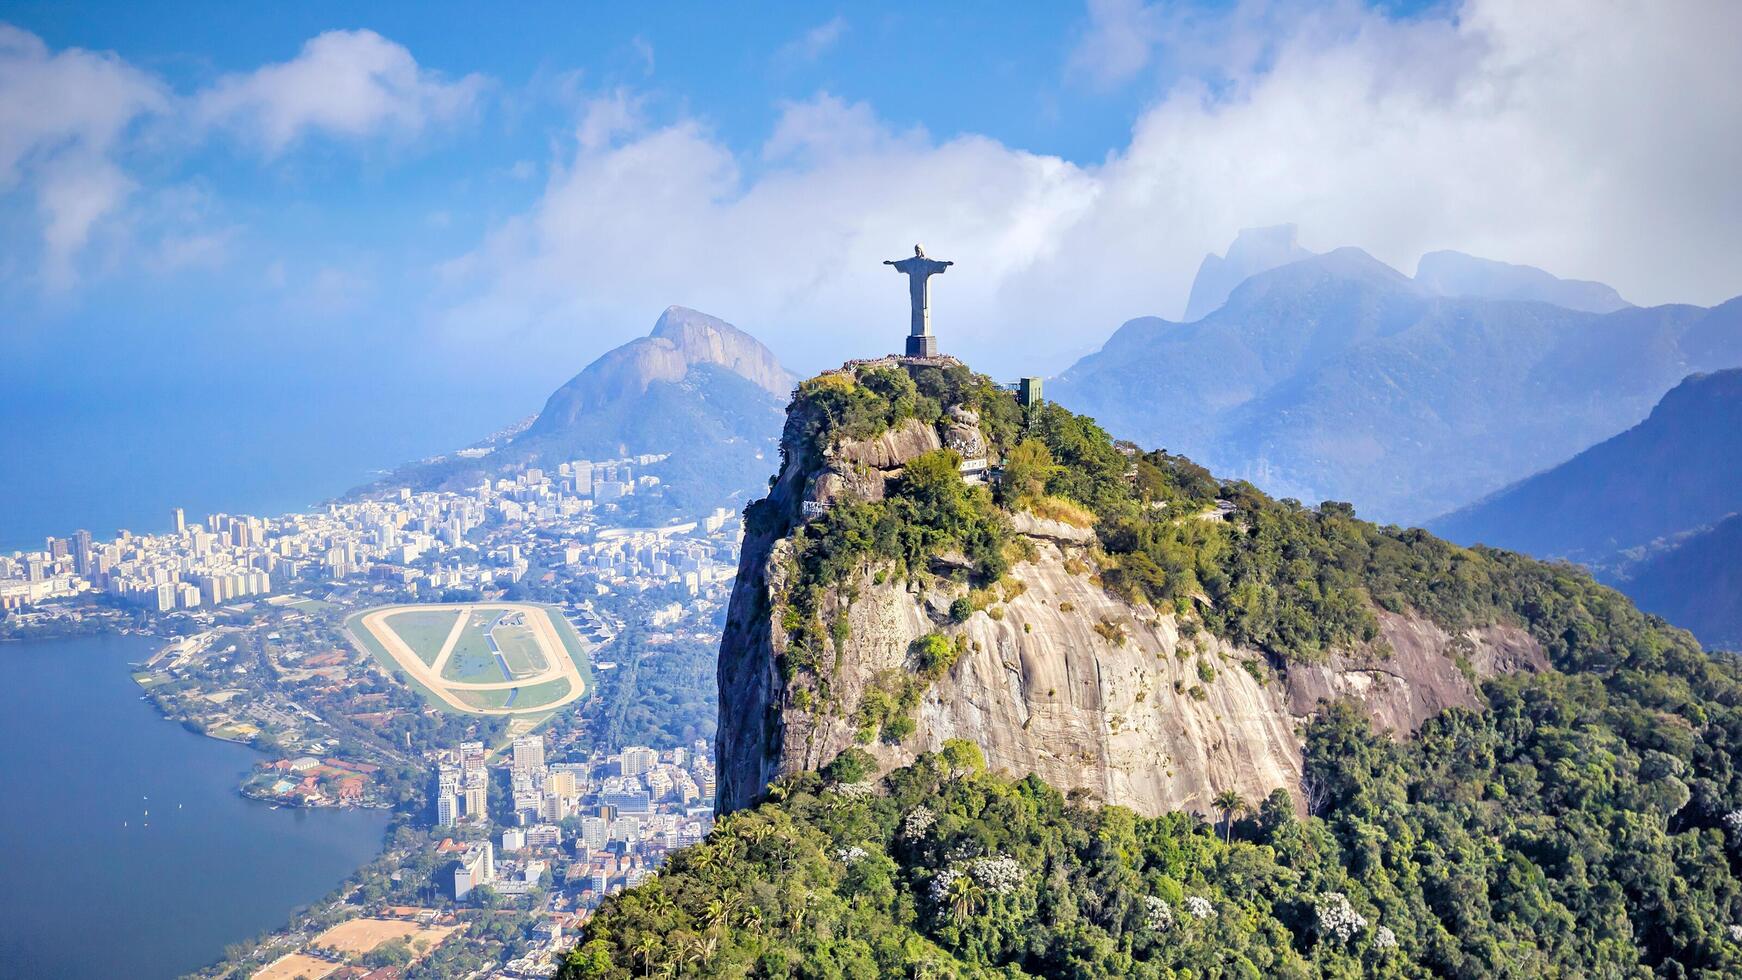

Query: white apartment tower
[512,734,546,774]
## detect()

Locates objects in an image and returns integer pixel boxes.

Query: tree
[943,872,986,922]
[364,936,413,968]
[940,739,984,778]
[822,748,875,785]
[1212,789,1246,842]
[998,438,1058,505]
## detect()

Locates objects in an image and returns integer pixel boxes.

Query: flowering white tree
[901,805,936,840]
[1184,896,1215,921]
[1316,892,1369,943]
[1373,925,1398,950]
[1724,808,1742,835]
[832,780,875,799]
[967,855,1026,895]
[836,845,869,864]
[1143,895,1173,932]
[928,868,961,905]
[1730,923,1742,943]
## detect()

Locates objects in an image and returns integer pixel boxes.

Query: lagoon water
[0,633,389,978]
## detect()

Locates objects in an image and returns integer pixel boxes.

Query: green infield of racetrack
[493,620,550,677]
[457,676,572,711]
[380,608,462,667]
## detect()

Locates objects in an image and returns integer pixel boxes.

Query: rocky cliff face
[717,360,1547,818]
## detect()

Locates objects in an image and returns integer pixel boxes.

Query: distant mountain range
[1184,225,1633,322]
[1051,233,1742,524]
[1432,369,1742,649]
[369,306,794,520]
[1413,249,1631,314]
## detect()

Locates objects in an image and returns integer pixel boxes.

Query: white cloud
[630,36,655,76]
[762,92,923,164]
[576,89,643,153]
[440,0,1742,377]
[777,16,848,66]
[0,24,486,288]
[1069,0,1165,88]
[0,24,167,285]
[195,29,485,153]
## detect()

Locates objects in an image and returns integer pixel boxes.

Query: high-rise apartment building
[71,529,93,576]
[453,840,495,900]
[620,746,656,776]
[462,771,488,820]
[512,734,546,774]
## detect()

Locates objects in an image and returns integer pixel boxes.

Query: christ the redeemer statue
[885,244,952,357]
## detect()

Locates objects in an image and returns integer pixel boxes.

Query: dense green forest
[565,361,1742,977]
[593,620,719,751]
[564,677,1742,979]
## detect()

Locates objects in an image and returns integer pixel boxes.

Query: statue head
[914,243,926,257]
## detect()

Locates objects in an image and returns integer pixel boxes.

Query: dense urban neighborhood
[1,453,739,977]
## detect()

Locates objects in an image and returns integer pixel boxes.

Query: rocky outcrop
[1283,612,1547,734]
[760,532,1310,817]
[716,362,1549,819]
[806,418,942,509]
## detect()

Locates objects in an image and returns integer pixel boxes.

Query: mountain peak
[1414,249,1630,313]
[1183,223,1316,321]
[531,308,795,430]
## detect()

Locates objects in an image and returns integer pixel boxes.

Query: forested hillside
[564,358,1742,978]
[565,666,1742,979]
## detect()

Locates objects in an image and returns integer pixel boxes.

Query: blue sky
[1,1,1738,545]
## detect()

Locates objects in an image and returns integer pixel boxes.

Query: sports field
[346,602,592,716]
[313,916,462,956]
[255,953,337,980]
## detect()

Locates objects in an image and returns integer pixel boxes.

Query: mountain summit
[716,354,1554,818]
[1181,223,1315,321]
[1414,249,1630,313]
[530,306,794,429]
[368,306,794,518]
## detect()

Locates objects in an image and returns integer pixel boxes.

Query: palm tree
[944,873,987,922]
[688,844,718,879]
[701,897,730,956]
[1212,789,1246,842]
[632,934,660,979]
[642,887,677,925]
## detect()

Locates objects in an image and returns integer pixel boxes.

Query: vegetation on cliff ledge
[759,359,1727,674]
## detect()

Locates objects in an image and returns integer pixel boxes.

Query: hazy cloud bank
[441,0,1742,376]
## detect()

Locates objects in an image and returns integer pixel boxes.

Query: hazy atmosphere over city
[4,3,1742,979]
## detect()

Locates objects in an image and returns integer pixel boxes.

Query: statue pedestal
[906,335,937,358]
